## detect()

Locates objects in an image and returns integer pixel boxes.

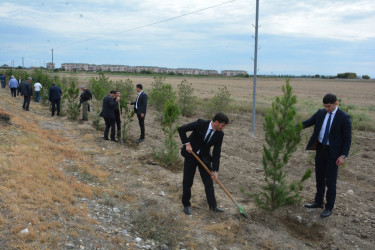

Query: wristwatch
[340,155,347,159]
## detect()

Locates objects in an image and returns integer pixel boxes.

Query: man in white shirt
[34,81,43,103]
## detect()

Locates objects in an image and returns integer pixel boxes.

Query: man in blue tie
[302,94,352,218]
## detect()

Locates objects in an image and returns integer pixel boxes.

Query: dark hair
[136,84,143,90]
[323,93,337,104]
[213,112,229,124]
[110,90,116,94]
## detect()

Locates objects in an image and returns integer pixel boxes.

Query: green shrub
[114,79,135,140]
[155,99,181,166]
[206,86,231,118]
[64,81,80,120]
[91,73,113,130]
[149,76,176,112]
[255,80,312,211]
[177,79,196,117]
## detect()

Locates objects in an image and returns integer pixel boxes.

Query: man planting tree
[178,112,229,215]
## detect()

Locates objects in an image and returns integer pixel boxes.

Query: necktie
[322,113,332,145]
[204,129,213,144]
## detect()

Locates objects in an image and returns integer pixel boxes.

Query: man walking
[114,91,122,140]
[8,75,18,97]
[49,83,62,116]
[178,112,229,215]
[34,80,42,102]
[302,93,352,218]
[130,84,147,143]
[21,77,33,111]
[100,90,120,142]
[80,86,92,121]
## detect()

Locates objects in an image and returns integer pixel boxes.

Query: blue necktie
[322,113,332,145]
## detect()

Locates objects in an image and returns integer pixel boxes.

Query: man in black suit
[114,91,122,140]
[100,90,120,142]
[130,84,147,143]
[178,112,229,215]
[49,83,62,116]
[21,77,33,111]
[302,93,352,218]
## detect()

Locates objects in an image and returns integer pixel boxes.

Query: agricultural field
[1,72,374,249]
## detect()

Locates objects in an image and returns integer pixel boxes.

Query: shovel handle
[191,152,238,205]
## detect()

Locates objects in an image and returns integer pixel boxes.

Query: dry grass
[0,108,97,248]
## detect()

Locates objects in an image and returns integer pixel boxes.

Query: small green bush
[206,86,231,118]
[64,81,80,120]
[149,76,176,112]
[155,99,181,166]
[177,79,196,117]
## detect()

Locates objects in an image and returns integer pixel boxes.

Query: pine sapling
[255,79,312,211]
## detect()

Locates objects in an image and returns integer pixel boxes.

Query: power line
[54,0,236,50]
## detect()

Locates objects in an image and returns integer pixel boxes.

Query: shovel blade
[235,203,248,219]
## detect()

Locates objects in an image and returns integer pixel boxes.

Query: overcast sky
[0,0,374,76]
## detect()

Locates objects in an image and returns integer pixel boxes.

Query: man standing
[49,83,62,116]
[130,84,147,143]
[21,77,33,111]
[114,91,122,140]
[80,86,92,121]
[8,75,18,97]
[302,94,352,218]
[0,73,6,88]
[17,77,22,95]
[178,112,229,215]
[34,80,43,102]
[100,90,120,142]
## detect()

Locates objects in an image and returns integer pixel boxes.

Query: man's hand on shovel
[186,143,193,153]
[211,172,218,181]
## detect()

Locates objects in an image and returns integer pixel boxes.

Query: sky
[0,0,374,77]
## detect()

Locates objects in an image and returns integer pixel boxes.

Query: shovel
[191,152,248,218]
[118,102,125,145]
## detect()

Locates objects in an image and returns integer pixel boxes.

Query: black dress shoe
[210,207,225,212]
[304,203,324,209]
[137,139,144,143]
[111,139,118,143]
[103,137,110,141]
[320,209,332,218]
[183,207,191,215]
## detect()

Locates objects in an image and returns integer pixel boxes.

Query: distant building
[60,63,245,77]
[46,62,55,70]
[221,70,248,77]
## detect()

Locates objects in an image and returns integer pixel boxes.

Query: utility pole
[251,0,260,137]
[22,57,24,68]
[51,49,54,84]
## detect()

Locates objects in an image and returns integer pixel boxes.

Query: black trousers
[51,99,60,116]
[103,117,116,139]
[23,96,31,110]
[115,114,121,138]
[136,112,145,139]
[314,144,339,210]
[10,88,17,97]
[182,155,217,208]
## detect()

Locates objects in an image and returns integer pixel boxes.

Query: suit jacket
[131,91,147,115]
[178,119,224,172]
[49,85,62,101]
[100,95,117,119]
[303,108,352,160]
[20,81,33,97]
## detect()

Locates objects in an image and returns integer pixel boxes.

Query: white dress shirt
[318,106,338,145]
[135,90,143,109]
[196,122,215,154]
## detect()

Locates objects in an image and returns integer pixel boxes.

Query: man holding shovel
[178,112,229,215]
